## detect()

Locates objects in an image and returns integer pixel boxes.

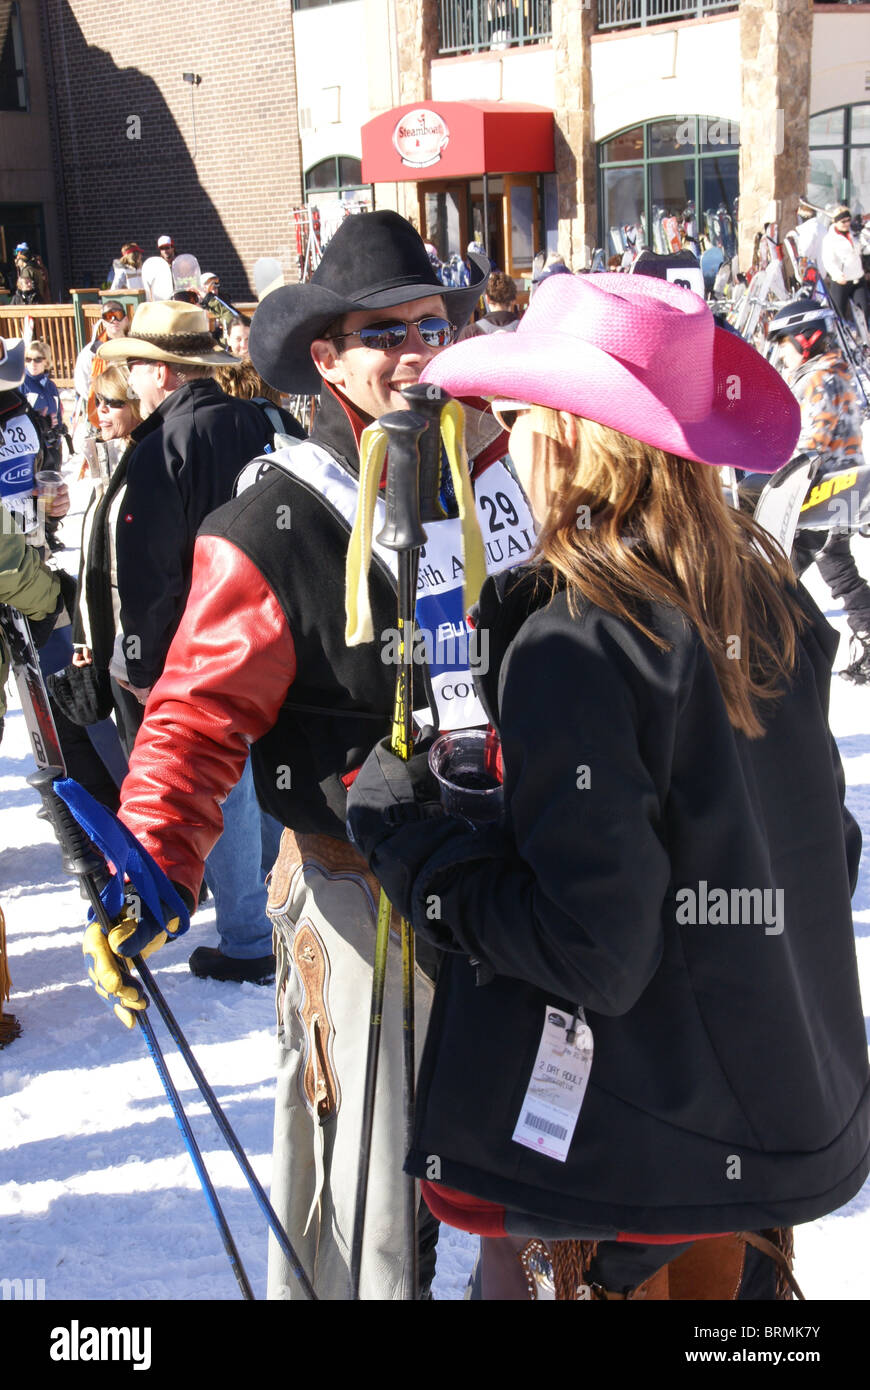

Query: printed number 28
[480,491,519,533]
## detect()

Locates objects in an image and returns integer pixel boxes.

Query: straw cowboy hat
[250,210,489,394]
[0,337,26,390]
[97,301,232,367]
[421,272,800,474]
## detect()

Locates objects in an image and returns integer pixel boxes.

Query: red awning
[361,100,554,183]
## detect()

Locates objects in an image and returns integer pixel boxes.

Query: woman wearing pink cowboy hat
[347,273,870,1301]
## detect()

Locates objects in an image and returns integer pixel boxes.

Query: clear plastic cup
[428,728,504,826]
[36,470,64,500]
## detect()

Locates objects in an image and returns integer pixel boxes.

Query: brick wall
[40,0,304,297]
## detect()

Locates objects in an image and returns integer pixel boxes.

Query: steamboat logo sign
[393,109,450,168]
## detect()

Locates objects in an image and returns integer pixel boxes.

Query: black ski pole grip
[28,766,106,884]
[400,384,451,523]
[376,410,428,552]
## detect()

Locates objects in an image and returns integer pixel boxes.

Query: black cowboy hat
[249,210,488,394]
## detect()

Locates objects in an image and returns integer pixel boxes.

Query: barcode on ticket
[523,1111,568,1141]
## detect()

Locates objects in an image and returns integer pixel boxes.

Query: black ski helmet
[766,300,834,359]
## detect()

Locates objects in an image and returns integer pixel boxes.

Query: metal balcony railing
[598,0,737,28]
[438,0,552,56]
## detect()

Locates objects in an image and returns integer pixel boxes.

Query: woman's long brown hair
[529,409,805,738]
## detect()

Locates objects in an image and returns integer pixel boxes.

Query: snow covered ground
[0,470,868,1302]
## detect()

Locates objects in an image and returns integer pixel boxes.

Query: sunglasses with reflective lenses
[96,394,130,409]
[490,399,532,433]
[327,316,455,351]
[102,309,126,323]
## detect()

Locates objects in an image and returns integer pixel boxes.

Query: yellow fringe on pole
[345,400,487,647]
[345,423,389,646]
[439,399,487,614]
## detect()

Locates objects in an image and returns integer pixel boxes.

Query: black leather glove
[47,662,114,725]
[347,733,461,920]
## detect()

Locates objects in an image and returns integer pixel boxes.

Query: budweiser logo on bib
[393,109,449,168]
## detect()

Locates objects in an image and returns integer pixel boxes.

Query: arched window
[304,156,370,201]
[598,116,739,259]
[808,104,870,214]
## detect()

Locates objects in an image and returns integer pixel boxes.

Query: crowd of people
[1,205,869,1304]
[0,242,51,304]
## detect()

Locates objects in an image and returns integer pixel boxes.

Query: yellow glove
[83,910,182,1028]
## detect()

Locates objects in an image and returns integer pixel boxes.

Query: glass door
[416,182,469,261]
[503,174,539,279]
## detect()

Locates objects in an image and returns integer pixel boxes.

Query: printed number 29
[480,491,519,533]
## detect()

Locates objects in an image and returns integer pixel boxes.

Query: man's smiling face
[310,293,450,421]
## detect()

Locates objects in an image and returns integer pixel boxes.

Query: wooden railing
[0,300,260,391]
[0,305,80,387]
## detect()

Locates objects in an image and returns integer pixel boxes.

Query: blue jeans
[204,755,282,959]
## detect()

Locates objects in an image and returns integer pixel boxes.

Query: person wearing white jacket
[821,204,869,325]
[794,204,827,271]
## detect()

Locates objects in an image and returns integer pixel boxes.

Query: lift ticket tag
[512,1007,594,1163]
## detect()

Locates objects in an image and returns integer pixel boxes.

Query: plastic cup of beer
[36,470,64,501]
[428,728,504,826]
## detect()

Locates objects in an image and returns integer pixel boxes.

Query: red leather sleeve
[118,534,295,899]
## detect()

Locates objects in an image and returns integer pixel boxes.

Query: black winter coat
[116,379,273,687]
[405,569,870,1236]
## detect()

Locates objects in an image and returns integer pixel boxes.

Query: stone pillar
[395,0,439,103]
[738,0,813,268]
[552,0,597,269]
[393,0,440,227]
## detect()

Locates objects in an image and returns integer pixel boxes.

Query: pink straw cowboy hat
[421,272,800,473]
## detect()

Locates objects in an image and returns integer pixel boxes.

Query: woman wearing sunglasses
[347,273,870,1300]
[23,339,64,472]
[51,364,144,756]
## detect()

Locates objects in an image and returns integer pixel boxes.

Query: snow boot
[188,946,276,985]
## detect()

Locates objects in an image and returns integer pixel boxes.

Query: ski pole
[394,384,453,1300]
[0,604,258,1298]
[349,408,428,1301]
[133,952,316,1301]
[135,1006,254,1300]
[28,766,255,1300]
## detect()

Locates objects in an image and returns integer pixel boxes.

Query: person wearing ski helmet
[767,299,870,682]
[347,272,869,1300]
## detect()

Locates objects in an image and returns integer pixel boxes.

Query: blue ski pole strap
[54,778,190,949]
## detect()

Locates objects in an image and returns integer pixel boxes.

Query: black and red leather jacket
[119,385,505,902]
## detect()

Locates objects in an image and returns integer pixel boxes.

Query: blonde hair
[528,408,805,738]
[28,338,53,371]
[214,357,282,405]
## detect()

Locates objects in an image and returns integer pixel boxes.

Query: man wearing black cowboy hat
[97,211,536,1299]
